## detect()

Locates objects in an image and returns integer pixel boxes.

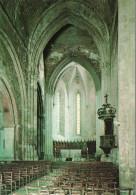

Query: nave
[0,0,134,193]
[1,161,133,195]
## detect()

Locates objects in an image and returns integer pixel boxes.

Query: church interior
[0,0,135,194]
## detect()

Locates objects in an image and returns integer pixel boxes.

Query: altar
[60,149,81,161]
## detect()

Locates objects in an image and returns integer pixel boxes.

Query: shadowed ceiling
[0,0,117,44]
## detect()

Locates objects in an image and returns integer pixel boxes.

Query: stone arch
[0,30,27,160]
[45,54,101,158]
[0,30,27,124]
[47,54,101,95]
[28,1,109,70]
[0,76,20,160]
[53,65,88,105]
[0,76,18,126]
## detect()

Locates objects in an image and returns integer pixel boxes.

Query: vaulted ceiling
[0,0,117,45]
[0,0,118,94]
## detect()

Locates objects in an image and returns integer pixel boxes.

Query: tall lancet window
[76,93,81,135]
[57,92,61,133]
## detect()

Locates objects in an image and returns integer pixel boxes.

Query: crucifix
[104,94,109,104]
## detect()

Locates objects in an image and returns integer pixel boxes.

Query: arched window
[57,91,65,136]
[76,93,81,135]
[57,92,61,133]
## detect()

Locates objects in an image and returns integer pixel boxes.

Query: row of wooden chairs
[0,161,51,194]
[24,162,118,194]
[25,185,133,195]
[15,162,133,195]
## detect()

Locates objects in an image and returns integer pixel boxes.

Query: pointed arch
[47,54,101,95]
[0,31,27,124]
[0,76,18,125]
[28,1,109,70]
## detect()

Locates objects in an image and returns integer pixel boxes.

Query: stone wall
[118,0,135,189]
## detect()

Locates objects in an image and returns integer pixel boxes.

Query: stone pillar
[95,89,102,155]
[32,70,39,160]
[1,125,15,161]
[26,68,39,161]
[15,124,23,160]
[118,0,135,189]
[44,93,54,160]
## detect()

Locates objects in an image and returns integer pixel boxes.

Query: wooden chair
[71,181,83,187]
[37,179,53,187]
[115,187,133,195]
[102,188,115,195]
[85,182,97,195]
[0,173,7,195]
[37,178,54,194]
[20,167,29,184]
[3,172,16,193]
[93,187,105,195]
[12,168,24,188]
[101,181,116,189]
[33,165,39,180]
[25,186,42,195]
[46,186,66,195]
[69,186,85,195]
[91,187,116,195]
[45,175,58,184]
[27,166,34,182]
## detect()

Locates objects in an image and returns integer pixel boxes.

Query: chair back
[25,186,42,195]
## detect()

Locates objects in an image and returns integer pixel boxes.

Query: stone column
[118,0,135,189]
[2,125,15,161]
[24,69,31,160]
[44,93,54,160]
[15,124,23,160]
[95,89,102,155]
[33,71,39,160]
[26,68,39,161]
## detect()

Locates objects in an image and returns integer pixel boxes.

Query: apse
[52,62,96,142]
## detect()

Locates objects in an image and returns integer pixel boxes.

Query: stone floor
[12,179,40,195]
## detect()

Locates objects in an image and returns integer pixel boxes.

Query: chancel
[0,0,135,194]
